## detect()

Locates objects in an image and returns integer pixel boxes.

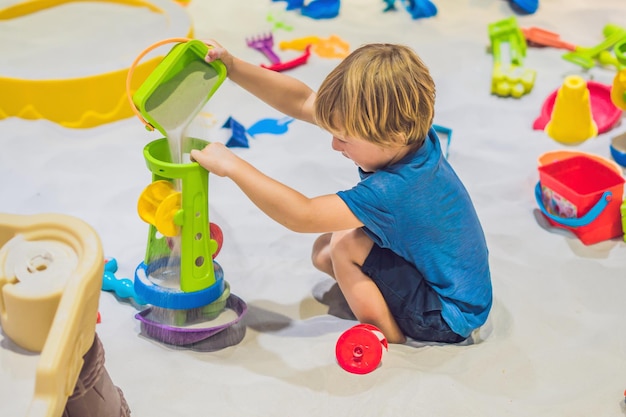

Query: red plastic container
[537,155,625,245]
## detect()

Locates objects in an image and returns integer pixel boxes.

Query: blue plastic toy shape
[382,0,437,19]
[102,258,146,305]
[272,0,304,11]
[274,0,340,19]
[509,0,538,14]
[222,116,250,148]
[247,117,294,137]
[432,124,452,159]
[302,0,340,19]
[382,0,396,12]
[405,0,437,19]
[223,115,296,148]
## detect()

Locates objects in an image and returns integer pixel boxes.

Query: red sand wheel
[209,222,223,258]
[335,324,388,374]
[166,222,223,258]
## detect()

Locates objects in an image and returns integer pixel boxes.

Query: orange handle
[522,27,577,51]
[125,37,192,131]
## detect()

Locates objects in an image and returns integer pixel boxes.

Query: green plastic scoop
[131,39,227,136]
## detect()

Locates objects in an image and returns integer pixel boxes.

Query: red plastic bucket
[536,154,625,245]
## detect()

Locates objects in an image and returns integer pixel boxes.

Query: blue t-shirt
[337,128,492,337]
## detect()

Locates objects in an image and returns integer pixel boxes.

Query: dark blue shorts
[361,244,466,344]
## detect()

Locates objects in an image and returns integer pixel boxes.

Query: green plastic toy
[137,137,219,293]
[563,24,626,70]
[129,39,227,294]
[488,17,536,98]
[131,39,227,135]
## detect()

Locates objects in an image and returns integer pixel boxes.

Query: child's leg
[311,232,333,277]
[312,229,406,344]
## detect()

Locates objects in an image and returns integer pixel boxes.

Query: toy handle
[614,38,626,66]
[261,45,311,72]
[125,37,192,131]
[534,182,612,227]
[562,52,595,70]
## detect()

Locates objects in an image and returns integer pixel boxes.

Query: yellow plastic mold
[0,213,104,417]
[544,75,598,145]
[0,0,193,128]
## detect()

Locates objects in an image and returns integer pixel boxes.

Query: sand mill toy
[126,39,247,346]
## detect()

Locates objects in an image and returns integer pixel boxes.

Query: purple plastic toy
[247,33,281,64]
[135,293,248,346]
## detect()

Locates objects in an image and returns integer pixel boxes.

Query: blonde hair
[314,43,435,148]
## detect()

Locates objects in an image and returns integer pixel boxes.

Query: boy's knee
[328,230,355,254]
[311,233,333,275]
[311,248,327,271]
[329,229,371,263]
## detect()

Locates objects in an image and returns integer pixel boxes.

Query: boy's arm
[190,143,362,233]
[227,57,316,125]
[205,42,316,124]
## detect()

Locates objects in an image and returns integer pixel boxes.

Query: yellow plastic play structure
[0,0,193,128]
[0,213,105,416]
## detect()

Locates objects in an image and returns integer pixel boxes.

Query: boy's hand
[190,142,238,177]
[203,39,234,71]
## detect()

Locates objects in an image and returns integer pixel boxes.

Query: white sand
[1,0,626,416]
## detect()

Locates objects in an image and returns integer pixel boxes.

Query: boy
[191,41,492,344]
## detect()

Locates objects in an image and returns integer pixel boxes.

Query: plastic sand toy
[611,68,626,110]
[0,213,129,417]
[543,75,598,145]
[610,132,626,168]
[562,24,626,70]
[129,39,227,136]
[535,154,625,245]
[247,117,295,137]
[125,39,248,346]
[509,0,538,14]
[407,0,437,19]
[488,17,536,98]
[335,324,388,374]
[382,0,437,19]
[102,257,147,305]
[0,0,191,128]
[522,27,577,51]
[131,137,248,346]
[279,35,350,59]
[533,79,622,138]
[247,32,312,72]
